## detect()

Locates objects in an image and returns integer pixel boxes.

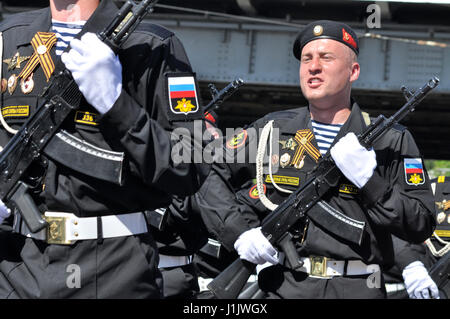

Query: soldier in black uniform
[428,176,450,257]
[200,20,436,299]
[425,176,450,297]
[0,0,209,298]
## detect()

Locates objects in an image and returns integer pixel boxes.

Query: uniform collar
[16,8,52,47]
[279,100,368,151]
[281,107,312,135]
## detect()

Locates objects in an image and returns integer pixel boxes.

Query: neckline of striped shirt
[311,120,343,155]
[51,19,86,56]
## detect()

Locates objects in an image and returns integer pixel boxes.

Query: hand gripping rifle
[207,76,440,299]
[0,0,158,234]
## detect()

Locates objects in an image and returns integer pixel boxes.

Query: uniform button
[73,220,78,225]
[74,232,79,237]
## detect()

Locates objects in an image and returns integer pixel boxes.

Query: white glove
[234,227,279,265]
[330,132,377,188]
[61,32,122,114]
[402,261,440,299]
[0,199,11,224]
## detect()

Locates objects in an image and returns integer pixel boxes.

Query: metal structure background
[1,0,450,159]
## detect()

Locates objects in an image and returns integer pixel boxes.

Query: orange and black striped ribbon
[18,32,57,82]
[292,129,321,164]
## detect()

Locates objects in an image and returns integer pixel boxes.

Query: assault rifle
[429,251,450,298]
[207,76,440,299]
[204,78,244,114]
[0,0,158,233]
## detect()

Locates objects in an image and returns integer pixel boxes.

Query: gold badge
[313,25,323,36]
[265,175,299,186]
[339,184,360,195]
[2,52,30,71]
[437,212,446,224]
[293,155,306,169]
[20,73,34,94]
[75,111,100,126]
[279,138,298,151]
[7,74,18,95]
[280,153,291,168]
[1,78,7,93]
[1,105,30,118]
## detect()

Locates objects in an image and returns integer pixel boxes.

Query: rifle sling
[43,130,124,185]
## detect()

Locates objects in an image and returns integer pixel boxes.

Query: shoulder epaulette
[136,22,174,41]
[0,8,48,32]
[438,176,446,183]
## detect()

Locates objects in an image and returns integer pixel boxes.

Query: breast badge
[280,153,291,168]
[2,52,30,71]
[7,74,18,95]
[20,73,34,94]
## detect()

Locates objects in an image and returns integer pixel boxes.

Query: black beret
[293,20,359,60]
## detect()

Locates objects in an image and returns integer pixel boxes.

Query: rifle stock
[207,76,440,299]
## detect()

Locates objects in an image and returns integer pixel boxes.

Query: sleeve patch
[165,73,202,121]
[404,158,426,186]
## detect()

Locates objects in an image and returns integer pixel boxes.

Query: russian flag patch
[168,75,199,115]
[404,158,425,186]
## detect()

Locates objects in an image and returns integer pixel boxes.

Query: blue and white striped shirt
[311,120,343,155]
[51,20,85,56]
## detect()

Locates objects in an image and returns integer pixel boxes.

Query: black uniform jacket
[200,102,436,266]
[0,1,209,298]
[0,1,210,217]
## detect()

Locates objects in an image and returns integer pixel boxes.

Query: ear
[349,62,360,83]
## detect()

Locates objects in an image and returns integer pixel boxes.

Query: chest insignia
[280,153,291,168]
[3,52,31,71]
[291,129,321,168]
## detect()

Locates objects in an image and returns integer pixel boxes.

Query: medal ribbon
[18,32,57,82]
[293,129,321,164]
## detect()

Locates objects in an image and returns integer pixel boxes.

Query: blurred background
[1,0,450,176]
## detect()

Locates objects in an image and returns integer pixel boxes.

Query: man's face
[299,39,359,109]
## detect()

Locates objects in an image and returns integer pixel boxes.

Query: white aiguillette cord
[0,31,19,149]
[256,120,293,212]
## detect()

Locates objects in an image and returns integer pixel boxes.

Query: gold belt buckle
[310,256,328,277]
[44,215,72,245]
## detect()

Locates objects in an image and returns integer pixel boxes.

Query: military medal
[7,74,18,95]
[18,32,57,83]
[279,138,297,151]
[437,212,446,224]
[294,155,306,169]
[291,129,321,167]
[280,153,291,168]
[2,52,31,71]
[1,78,7,93]
[271,154,279,166]
[20,73,34,94]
